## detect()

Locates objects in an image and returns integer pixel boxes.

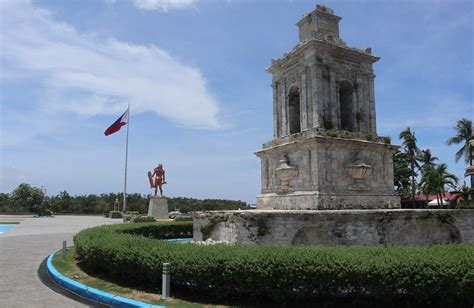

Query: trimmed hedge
[74,222,474,306]
[130,215,156,223]
[174,215,192,222]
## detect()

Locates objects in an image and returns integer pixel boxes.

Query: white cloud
[1,0,219,130]
[133,0,198,12]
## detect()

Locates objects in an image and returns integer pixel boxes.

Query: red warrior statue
[148,163,167,197]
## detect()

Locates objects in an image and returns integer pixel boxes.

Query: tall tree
[416,148,438,205]
[393,151,412,196]
[418,148,438,173]
[451,182,471,208]
[446,118,473,204]
[51,190,72,213]
[446,118,473,164]
[10,183,45,213]
[420,164,458,207]
[399,128,419,207]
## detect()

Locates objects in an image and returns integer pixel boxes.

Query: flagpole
[123,104,130,212]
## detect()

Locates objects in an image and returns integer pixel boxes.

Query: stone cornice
[255,134,399,157]
[267,39,379,74]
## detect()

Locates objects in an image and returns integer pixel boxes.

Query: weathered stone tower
[256,4,400,210]
[192,4,474,246]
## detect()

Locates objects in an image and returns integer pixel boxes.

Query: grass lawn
[0,221,20,224]
[52,247,224,307]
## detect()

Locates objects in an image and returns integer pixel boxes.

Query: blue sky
[1,0,472,203]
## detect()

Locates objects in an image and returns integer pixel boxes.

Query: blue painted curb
[165,238,192,242]
[46,252,165,308]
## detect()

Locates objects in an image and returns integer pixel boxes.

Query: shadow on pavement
[37,256,109,308]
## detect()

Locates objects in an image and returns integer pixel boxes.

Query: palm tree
[418,148,438,174]
[446,118,473,204]
[399,128,419,207]
[451,182,470,208]
[446,118,473,164]
[419,167,434,206]
[393,151,412,196]
[420,164,458,208]
[417,148,438,205]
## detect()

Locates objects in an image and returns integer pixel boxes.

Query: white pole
[123,104,130,212]
[162,263,171,299]
[62,240,67,259]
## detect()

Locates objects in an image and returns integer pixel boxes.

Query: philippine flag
[104,108,129,136]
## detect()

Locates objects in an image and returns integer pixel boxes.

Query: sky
[1,0,473,203]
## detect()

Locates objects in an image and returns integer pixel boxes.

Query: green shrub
[119,222,193,239]
[130,215,155,223]
[109,211,122,219]
[74,223,474,306]
[174,215,192,222]
[122,212,140,222]
[168,197,246,213]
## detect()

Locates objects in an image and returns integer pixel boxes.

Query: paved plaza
[0,215,122,307]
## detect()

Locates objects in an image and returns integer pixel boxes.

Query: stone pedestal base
[256,135,401,210]
[257,192,401,210]
[148,197,169,220]
[192,209,474,246]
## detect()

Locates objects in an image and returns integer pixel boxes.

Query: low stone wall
[192,209,474,246]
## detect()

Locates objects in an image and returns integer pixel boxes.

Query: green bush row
[122,211,142,222]
[74,223,474,306]
[130,216,156,223]
[119,221,192,239]
[174,215,192,222]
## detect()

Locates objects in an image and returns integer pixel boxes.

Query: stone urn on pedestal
[275,157,298,193]
[345,161,373,191]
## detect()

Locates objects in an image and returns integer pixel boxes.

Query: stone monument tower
[256,4,400,210]
[193,4,474,246]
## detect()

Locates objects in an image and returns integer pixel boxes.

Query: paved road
[0,215,122,307]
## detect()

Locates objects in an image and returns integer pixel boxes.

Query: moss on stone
[256,217,269,236]
[322,129,390,144]
[436,212,456,225]
[200,214,232,239]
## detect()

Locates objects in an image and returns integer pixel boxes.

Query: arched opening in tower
[288,86,301,134]
[339,81,355,132]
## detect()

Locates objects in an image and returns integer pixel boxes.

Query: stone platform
[256,134,401,210]
[192,209,474,246]
[257,191,401,211]
[147,197,168,219]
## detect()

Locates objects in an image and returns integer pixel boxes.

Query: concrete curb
[46,252,165,308]
[165,238,193,242]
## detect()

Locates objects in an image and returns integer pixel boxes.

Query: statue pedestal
[148,197,169,220]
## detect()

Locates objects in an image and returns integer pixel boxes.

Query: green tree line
[0,183,248,214]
